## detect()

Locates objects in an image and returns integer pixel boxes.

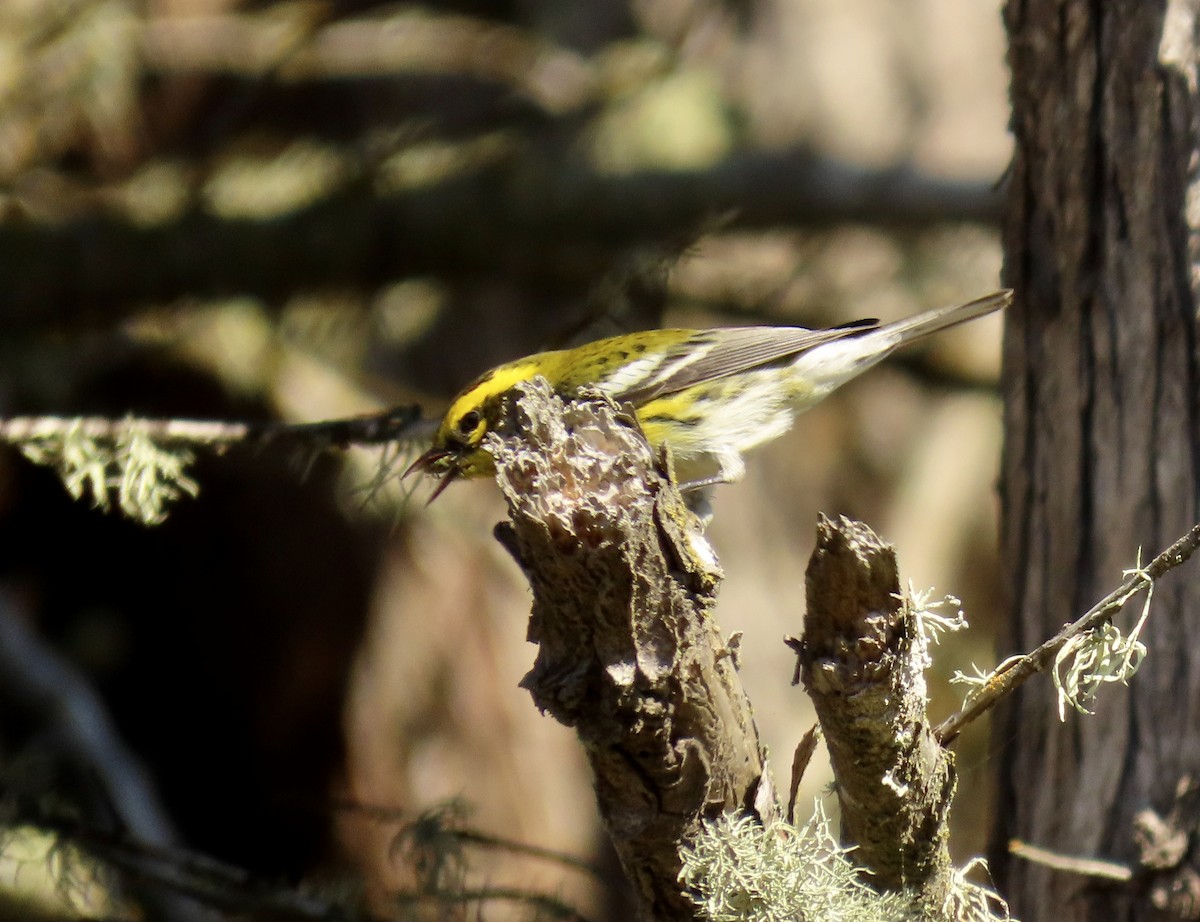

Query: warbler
[407,289,1009,500]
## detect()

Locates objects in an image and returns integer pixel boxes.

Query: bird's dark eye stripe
[458,410,482,434]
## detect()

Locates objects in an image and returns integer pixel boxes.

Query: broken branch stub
[488,379,775,920]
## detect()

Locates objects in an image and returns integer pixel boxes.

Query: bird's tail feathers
[788,288,1010,402]
[876,289,1011,346]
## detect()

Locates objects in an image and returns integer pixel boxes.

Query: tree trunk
[997,1,1200,918]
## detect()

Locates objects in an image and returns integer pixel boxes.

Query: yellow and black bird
[407,289,1010,500]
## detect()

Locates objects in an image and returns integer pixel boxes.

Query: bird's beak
[403,447,446,479]
[403,447,458,504]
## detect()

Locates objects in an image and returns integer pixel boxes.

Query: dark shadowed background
[0,0,1008,917]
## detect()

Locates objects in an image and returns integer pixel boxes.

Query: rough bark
[488,380,774,921]
[998,1,1200,918]
[800,515,957,906]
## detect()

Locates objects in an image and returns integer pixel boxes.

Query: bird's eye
[457,410,482,436]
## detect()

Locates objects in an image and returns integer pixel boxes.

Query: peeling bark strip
[488,380,773,920]
[800,516,956,902]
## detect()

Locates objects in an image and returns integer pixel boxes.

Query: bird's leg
[677,451,744,492]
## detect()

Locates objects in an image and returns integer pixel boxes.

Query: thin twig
[1007,840,1132,882]
[0,406,427,450]
[330,800,601,877]
[935,522,1200,745]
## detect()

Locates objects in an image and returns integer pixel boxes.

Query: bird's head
[404,361,538,500]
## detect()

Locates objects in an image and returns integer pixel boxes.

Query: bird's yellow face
[405,358,542,500]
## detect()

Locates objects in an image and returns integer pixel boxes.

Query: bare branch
[0,592,209,920]
[935,522,1200,745]
[0,407,426,450]
[1006,841,1132,882]
[0,406,426,523]
[797,515,956,905]
[138,8,595,116]
[2,153,1000,329]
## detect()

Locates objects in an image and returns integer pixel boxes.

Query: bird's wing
[610,320,877,405]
